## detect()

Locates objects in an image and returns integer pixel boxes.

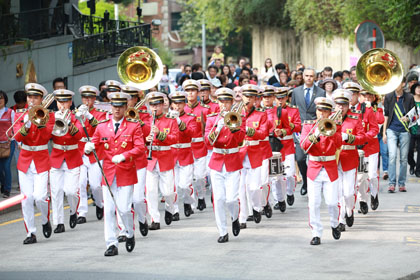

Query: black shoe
[360,201,368,215]
[246,215,254,222]
[410,165,415,175]
[264,203,273,218]
[232,219,240,236]
[54,224,65,234]
[273,202,280,210]
[345,211,354,227]
[118,236,127,243]
[2,191,10,198]
[165,210,173,225]
[42,221,52,238]
[217,234,229,243]
[197,198,206,211]
[23,234,37,245]
[371,195,379,211]
[338,223,346,232]
[287,194,295,206]
[310,237,321,245]
[184,203,193,217]
[139,220,148,236]
[96,206,104,220]
[279,200,286,213]
[125,236,135,252]
[76,216,87,224]
[173,212,180,221]
[69,213,77,229]
[332,226,341,240]
[416,170,420,178]
[253,209,262,224]
[104,245,118,257]
[300,184,307,196]
[0,185,4,194]
[149,222,160,230]
[240,223,247,229]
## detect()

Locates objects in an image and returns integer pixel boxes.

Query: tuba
[356,48,404,95]
[52,109,72,137]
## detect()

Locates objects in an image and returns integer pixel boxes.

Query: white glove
[112,154,125,164]
[24,114,31,129]
[314,127,320,137]
[365,101,371,108]
[84,142,95,154]
[85,111,93,120]
[79,104,88,112]
[176,117,181,125]
[75,111,83,119]
[216,118,224,132]
[341,132,349,141]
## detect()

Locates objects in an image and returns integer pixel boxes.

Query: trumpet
[52,109,72,137]
[125,98,147,119]
[6,93,55,140]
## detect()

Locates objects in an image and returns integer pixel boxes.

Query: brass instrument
[125,98,147,119]
[52,109,72,137]
[356,48,404,95]
[117,46,163,90]
[6,93,54,140]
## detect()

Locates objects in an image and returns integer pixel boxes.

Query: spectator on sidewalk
[11,90,27,111]
[259,58,275,85]
[408,82,420,177]
[0,90,16,198]
[268,63,286,85]
[383,77,415,192]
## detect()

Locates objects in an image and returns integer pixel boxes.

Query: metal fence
[0,6,66,46]
[73,24,151,66]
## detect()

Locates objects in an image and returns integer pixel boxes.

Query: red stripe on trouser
[266,184,270,204]
[116,207,122,230]
[21,200,28,233]
[211,189,215,213]
[189,185,193,196]
[131,209,135,230]
[337,203,341,223]
[75,189,81,214]
[353,170,358,209]
[46,197,50,221]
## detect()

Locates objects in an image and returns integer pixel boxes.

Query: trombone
[6,93,55,140]
[125,97,147,120]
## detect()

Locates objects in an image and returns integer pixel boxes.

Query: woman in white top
[259,58,275,85]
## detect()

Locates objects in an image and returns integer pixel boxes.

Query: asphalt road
[0,175,420,280]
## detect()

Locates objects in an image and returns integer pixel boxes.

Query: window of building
[171,12,181,31]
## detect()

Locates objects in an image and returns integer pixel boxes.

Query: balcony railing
[0,6,66,46]
[73,24,151,67]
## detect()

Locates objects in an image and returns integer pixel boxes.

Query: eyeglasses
[0,96,4,99]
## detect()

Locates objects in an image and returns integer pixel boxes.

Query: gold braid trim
[139,119,145,126]
[69,123,79,136]
[289,122,295,131]
[156,131,167,141]
[280,129,287,137]
[246,127,255,137]
[178,121,186,131]
[89,117,99,127]
[19,126,29,136]
[230,127,240,133]
[208,131,216,142]
[346,133,355,144]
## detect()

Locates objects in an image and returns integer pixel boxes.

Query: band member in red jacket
[145,92,180,230]
[199,79,220,114]
[300,97,342,246]
[169,91,197,220]
[183,79,210,211]
[205,88,246,243]
[333,89,366,232]
[50,90,83,234]
[76,85,107,224]
[14,83,54,244]
[85,92,145,256]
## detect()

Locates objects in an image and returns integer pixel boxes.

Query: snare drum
[269,152,283,177]
[357,150,365,173]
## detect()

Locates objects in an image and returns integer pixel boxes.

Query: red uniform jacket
[261,107,275,160]
[239,107,269,168]
[349,103,379,156]
[205,113,246,172]
[338,114,366,171]
[135,119,150,170]
[172,112,195,166]
[276,105,295,158]
[91,118,145,187]
[51,113,83,169]
[13,109,54,173]
[203,99,220,114]
[146,114,179,172]
[185,101,211,150]
[190,113,208,159]
[300,120,342,181]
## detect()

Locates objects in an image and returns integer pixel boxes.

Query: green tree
[152,37,174,68]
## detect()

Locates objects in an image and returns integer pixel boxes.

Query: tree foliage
[152,37,174,68]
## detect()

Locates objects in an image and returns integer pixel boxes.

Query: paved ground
[0,174,420,280]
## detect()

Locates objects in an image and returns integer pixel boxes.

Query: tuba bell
[356,48,404,95]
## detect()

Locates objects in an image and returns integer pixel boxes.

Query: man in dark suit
[291,67,326,195]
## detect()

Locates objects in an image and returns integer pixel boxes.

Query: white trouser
[239,155,262,223]
[145,162,175,223]
[174,162,195,213]
[193,156,207,200]
[358,152,379,202]
[78,155,103,217]
[50,161,80,225]
[338,164,357,223]
[308,168,339,238]
[133,168,147,223]
[284,154,296,196]
[210,165,240,236]
[19,161,49,237]
[103,178,134,248]
[260,159,270,206]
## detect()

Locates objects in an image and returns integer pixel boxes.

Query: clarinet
[147,111,156,160]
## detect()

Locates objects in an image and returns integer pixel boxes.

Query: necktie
[114,123,120,135]
[305,88,311,108]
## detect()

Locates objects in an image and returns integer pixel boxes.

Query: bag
[0,142,11,159]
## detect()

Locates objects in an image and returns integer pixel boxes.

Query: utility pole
[202,21,206,69]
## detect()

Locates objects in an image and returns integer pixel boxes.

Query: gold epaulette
[126,118,138,123]
[98,119,110,124]
[288,104,298,109]
[350,109,361,114]
[187,112,196,117]
[256,107,265,112]
[138,109,148,114]
[348,115,358,120]
[201,103,210,109]
[96,108,109,113]
[16,108,27,113]
[207,113,218,117]
[304,120,316,124]
[211,100,218,104]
